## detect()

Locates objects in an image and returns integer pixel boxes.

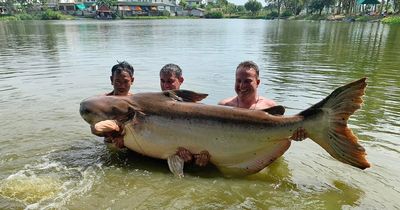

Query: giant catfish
[80,78,370,177]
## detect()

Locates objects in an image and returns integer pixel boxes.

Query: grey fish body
[124,111,298,175]
[80,78,370,176]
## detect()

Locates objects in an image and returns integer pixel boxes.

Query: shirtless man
[91,61,134,148]
[218,61,307,141]
[159,63,184,91]
[159,63,210,166]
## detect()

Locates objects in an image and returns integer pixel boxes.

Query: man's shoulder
[104,91,133,96]
[258,96,277,107]
[218,96,237,106]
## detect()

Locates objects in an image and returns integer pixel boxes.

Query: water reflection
[260,21,400,146]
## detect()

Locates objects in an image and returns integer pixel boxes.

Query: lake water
[0,19,399,209]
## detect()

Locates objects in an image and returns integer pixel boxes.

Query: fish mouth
[84,113,110,125]
[80,106,110,125]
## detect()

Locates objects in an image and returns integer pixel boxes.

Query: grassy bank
[0,10,74,21]
[2,10,399,24]
[381,16,400,24]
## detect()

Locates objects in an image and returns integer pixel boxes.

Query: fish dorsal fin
[164,90,208,102]
[260,105,285,116]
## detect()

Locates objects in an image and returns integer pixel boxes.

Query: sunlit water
[0,19,399,209]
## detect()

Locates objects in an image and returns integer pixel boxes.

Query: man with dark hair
[107,61,134,96]
[91,61,135,148]
[159,63,184,91]
[219,61,307,141]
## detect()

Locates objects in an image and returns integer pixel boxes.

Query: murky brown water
[0,19,399,209]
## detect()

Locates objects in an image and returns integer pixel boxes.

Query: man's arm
[90,120,121,136]
[90,120,126,148]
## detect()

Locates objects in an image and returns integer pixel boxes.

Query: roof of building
[357,0,380,4]
[117,1,175,6]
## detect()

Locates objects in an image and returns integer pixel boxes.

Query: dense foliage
[244,0,262,15]
[382,15,400,23]
[41,9,62,20]
[205,11,224,18]
[0,10,72,20]
[308,0,335,15]
[264,0,399,17]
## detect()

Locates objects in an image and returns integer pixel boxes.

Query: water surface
[0,19,399,209]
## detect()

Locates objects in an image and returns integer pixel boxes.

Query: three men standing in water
[90,60,306,167]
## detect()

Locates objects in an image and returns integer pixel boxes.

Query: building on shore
[56,0,182,17]
[117,1,180,16]
[187,0,214,7]
[39,0,216,17]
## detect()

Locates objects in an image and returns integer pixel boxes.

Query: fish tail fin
[299,78,370,169]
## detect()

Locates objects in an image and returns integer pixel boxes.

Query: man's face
[110,71,133,96]
[235,68,260,98]
[160,72,183,91]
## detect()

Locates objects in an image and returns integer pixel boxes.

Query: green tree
[213,0,229,14]
[189,4,198,9]
[205,3,214,11]
[339,0,356,15]
[0,0,15,14]
[308,0,334,15]
[179,0,188,9]
[266,0,283,16]
[245,0,262,15]
[393,0,400,13]
[237,5,245,12]
[216,0,228,7]
[40,0,48,10]
[282,0,308,15]
[226,3,237,15]
[15,0,32,12]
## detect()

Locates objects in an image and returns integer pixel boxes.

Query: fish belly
[123,115,292,176]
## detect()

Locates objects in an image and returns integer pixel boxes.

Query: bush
[0,15,20,21]
[41,9,62,20]
[265,11,278,19]
[281,10,292,17]
[16,13,35,20]
[1,11,73,21]
[160,10,170,16]
[382,16,400,24]
[205,11,223,18]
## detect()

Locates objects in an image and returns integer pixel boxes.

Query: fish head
[79,95,136,125]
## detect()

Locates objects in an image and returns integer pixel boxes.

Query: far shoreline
[1,12,399,24]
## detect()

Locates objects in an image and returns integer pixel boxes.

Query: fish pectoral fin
[165,90,208,102]
[261,105,285,116]
[167,155,185,178]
